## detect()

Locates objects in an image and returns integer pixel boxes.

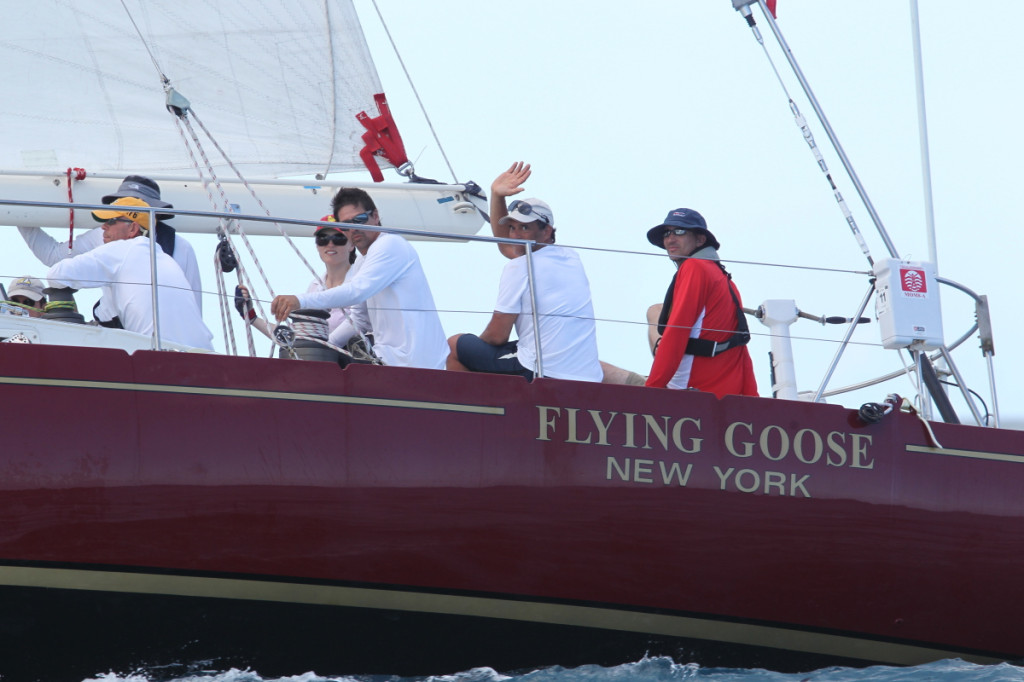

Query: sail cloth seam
[322,0,338,178]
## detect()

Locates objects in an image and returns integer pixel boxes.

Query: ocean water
[81,657,1024,682]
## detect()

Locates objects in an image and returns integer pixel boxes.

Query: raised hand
[491,162,532,198]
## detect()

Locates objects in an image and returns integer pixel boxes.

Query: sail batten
[0,0,387,178]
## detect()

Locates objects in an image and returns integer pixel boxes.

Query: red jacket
[646,258,758,398]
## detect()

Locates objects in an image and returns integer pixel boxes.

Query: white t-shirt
[19,224,204,313]
[47,236,214,350]
[494,245,602,382]
[298,233,447,369]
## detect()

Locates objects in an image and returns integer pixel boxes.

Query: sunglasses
[103,217,135,227]
[342,212,373,226]
[9,297,37,306]
[662,228,691,239]
[315,232,349,247]
[508,200,550,225]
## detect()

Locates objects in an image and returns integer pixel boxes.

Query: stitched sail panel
[0,0,385,177]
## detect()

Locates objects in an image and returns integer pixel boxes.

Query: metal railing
[0,197,548,376]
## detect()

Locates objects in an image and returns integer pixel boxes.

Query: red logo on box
[900,268,927,293]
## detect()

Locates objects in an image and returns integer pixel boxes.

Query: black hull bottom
[1,583,881,682]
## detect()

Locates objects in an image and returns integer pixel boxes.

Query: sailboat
[0,1,1022,680]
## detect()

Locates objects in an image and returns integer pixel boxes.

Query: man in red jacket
[645,208,758,398]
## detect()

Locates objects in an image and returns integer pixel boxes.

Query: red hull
[0,344,1021,677]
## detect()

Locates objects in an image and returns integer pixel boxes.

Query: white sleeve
[494,258,528,314]
[170,236,204,312]
[47,242,125,290]
[298,235,410,310]
[18,226,105,267]
[348,300,372,334]
[328,318,357,347]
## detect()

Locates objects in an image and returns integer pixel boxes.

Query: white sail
[0,0,387,178]
[0,1,484,237]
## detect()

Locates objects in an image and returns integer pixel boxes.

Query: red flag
[766,0,777,18]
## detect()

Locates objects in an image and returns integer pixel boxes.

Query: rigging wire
[79,3,985,415]
[168,115,274,342]
[321,0,339,177]
[117,0,166,81]
[739,10,876,268]
[369,0,458,183]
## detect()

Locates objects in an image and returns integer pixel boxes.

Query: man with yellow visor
[46,197,213,350]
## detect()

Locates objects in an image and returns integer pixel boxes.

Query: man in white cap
[4,276,47,317]
[18,174,202,318]
[445,162,602,382]
[46,198,213,350]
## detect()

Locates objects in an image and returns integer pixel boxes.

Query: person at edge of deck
[645,208,758,398]
[18,175,203,325]
[236,215,361,349]
[4,276,47,317]
[445,163,603,382]
[46,198,213,351]
[270,188,448,369]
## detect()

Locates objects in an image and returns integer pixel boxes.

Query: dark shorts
[455,334,534,380]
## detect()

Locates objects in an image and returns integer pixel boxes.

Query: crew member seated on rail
[645,208,758,398]
[446,162,603,382]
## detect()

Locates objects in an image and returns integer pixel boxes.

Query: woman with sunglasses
[236,215,358,346]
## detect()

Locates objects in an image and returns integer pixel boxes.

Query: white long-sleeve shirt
[19,224,203,312]
[298,233,447,369]
[47,236,213,350]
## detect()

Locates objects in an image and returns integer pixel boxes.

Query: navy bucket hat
[102,175,174,221]
[647,208,719,250]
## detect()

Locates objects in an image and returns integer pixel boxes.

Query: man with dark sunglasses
[445,163,602,382]
[271,187,448,370]
[644,208,757,398]
[18,175,202,321]
[45,198,213,350]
